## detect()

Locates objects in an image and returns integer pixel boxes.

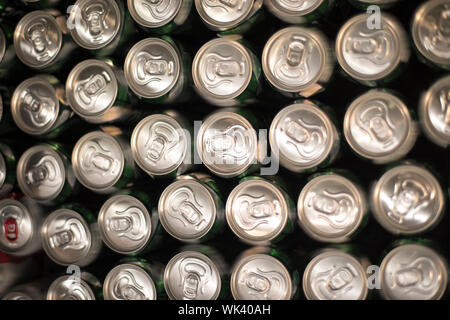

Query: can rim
[0,27,6,64]
[127,0,183,28]
[47,275,96,300]
[0,151,6,189]
[267,0,325,17]
[194,0,254,30]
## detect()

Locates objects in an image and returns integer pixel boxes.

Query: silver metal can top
[66,59,119,120]
[192,38,253,101]
[194,0,255,30]
[69,0,122,50]
[11,77,60,136]
[164,250,222,300]
[370,164,445,235]
[0,199,35,254]
[297,173,367,243]
[412,0,450,68]
[196,110,257,178]
[419,75,450,147]
[72,131,124,192]
[127,0,184,28]
[266,0,325,20]
[344,90,417,164]
[98,194,152,254]
[231,253,292,300]
[124,38,181,99]
[103,263,157,300]
[336,13,409,82]
[17,145,66,202]
[270,101,338,172]
[380,244,448,300]
[303,249,368,300]
[47,275,96,300]
[158,179,219,241]
[14,11,62,69]
[262,26,331,94]
[131,114,188,177]
[226,179,291,244]
[41,208,93,266]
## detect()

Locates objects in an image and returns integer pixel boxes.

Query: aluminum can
[370,162,445,235]
[348,0,402,9]
[335,13,410,87]
[0,256,42,298]
[344,89,418,164]
[265,0,334,24]
[0,22,22,79]
[2,281,48,300]
[297,171,368,243]
[47,271,102,300]
[158,173,224,242]
[0,143,16,198]
[192,37,261,106]
[17,143,78,205]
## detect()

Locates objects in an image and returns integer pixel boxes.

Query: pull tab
[83,3,107,38]
[286,37,307,67]
[4,218,18,242]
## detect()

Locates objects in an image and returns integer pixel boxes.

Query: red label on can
[4,218,18,242]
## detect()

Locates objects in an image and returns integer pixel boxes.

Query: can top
[17,144,66,202]
[336,13,407,81]
[2,291,33,300]
[158,179,218,241]
[103,263,157,300]
[303,249,368,300]
[297,173,366,243]
[41,208,93,266]
[371,164,445,235]
[270,102,337,172]
[344,90,414,162]
[380,244,448,300]
[197,110,257,178]
[127,0,183,28]
[124,38,181,99]
[98,194,152,254]
[262,26,330,93]
[412,0,450,67]
[47,275,96,300]
[164,250,222,300]
[226,179,290,244]
[419,75,450,147]
[11,77,60,135]
[69,0,122,50]
[0,26,6,64]
[192,38,253,101]
[231,253,292,300]
[72,131,124,191]
[0,151,6,189]
[131,114,188,176]
[267,0,325,17]
[14,11,62,69]
[66,59,119,119]
[195,0,255,30]
[0,199,34,254]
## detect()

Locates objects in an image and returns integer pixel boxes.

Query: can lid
[262,26,330,94]
[158,179,218,241]
[344,90,416,163]
[2,292,33,300]
[124,38,181,99]
[164,250,221,300]
[380,244,448,300]
[0,151,6,189]
[69,0,122,50]
[11,77,60,135]
[66,59,118,119]
[47,275,96,300]
[370,164,445,235]
[297,173,366,243]
[98,194,152,254]
[127,0,183,28]
[226,179,290,244]
[267,0,324,17]
[231,253,292,300]
[72,131,125,192]
[196,110,257,178]
[303,249,368,300]
[194,0,254,30]
[103,263,157,300]
[14,11,62,69]
[192,38,253,101]
[270,102,337,172]
[412,0,450,68]
[41,208,92,266]
[0,199,34,254]
[17,145,66,202]
[419,75,450,147]
[130,114,187,176]
[0,27,6,64]
[336,13,408,81]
